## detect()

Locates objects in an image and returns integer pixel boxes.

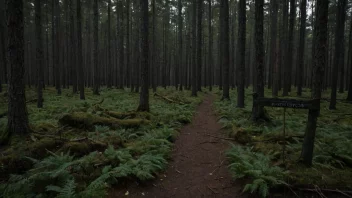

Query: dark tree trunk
[0,0,6,89]
[35,0,44,108]
[191,0,197,97]
[152,0,156,92]
[221,0,230,100]
[178,0,183,91]
[281,0,288,96]
[107,0,112,88]
[252,0,265,121]
[5,0,30,143]
[301,0,328,166]
[69,0,77,93]
[196,0,202,91]
[93,0,99,95]
[237,0,246,107]
[137,0,150,112]
[77,0,85,100]
[117,0,124,89]
[208,0,212,92]
[269,0,278,94]
[126,0,131,88]
[286,0,295,93]
[297,0,307,96]
[53,0,61,95]
[330,0,347,109]
[348,15,352,101]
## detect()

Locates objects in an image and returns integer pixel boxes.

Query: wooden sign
[253,94,320,110]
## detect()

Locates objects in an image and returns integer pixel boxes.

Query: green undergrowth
[0,87,203,197]
[213,87,352,197]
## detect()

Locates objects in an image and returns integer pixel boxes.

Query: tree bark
[35,0,44,108]
[252,0,265,121]
[77,0,85,100]
[301,0,328,166]
[196,0,202,91]
[5,0,30,142]
[237,0,246,107]
[330,0,347,109]
[208,0,212,92]
[137,0,150,112]
[53,0,61,95]
[297,0,307,96]
[93,0,100,95]
[221,0,230,100]
[269,0,278,95]
[191,0,197,97]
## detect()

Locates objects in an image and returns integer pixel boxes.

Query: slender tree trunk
[297,0,307,96]
[77,0,85,99]
[35,0,44,108]
[4,0,30,143]
[221,0,230,100]
[54,0,61,94]
[93,0,100,95]
[301,0,328,166]
[237,0,246,107]
[196,0,202,91]
[69,0,77,93]
[330,0,347,109]
[252,0,265,121]
[152,0,157,92]
[191,0,197,96]
[117,0,124,89]
[107,0,112,88]
[208,0,212,92]
[126,0,131,88]
[178,0,183,91]
[0,0,6,89]
[348,15,352,101]
[137,0,150,112]
[269,0,278,94]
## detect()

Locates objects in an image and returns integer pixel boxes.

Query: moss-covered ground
[213,87,352,196]
[0,87,203,197]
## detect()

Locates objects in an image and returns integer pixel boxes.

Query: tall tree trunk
[269,0,278,95]
[330,0,347,109]
[252,0,265,121]
[348,14,352,101]
[117,0,124,89]
[196,0,202,91]
[221,0,230,100]
[191,0,197,96]
[107,0,112,88]
[301,0,328,166]
[4,0,30,144]
[0,0,6,89]
[178,0,183,91]
[93,0,100,95]
[54,0,61,94]
[126,0,131,88]
[208,0,212,91]
[152,0,156,92]
[281,0,288,95]
[69,0,77,93]
[77,0,85,100]
[137,0,150,112]
[297,0,307,96]
[35,0,44,108]
[237,0,246,107]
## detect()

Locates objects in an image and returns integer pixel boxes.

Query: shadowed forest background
[0,0,352,197]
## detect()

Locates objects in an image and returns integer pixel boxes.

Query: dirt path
[109,95,243,198]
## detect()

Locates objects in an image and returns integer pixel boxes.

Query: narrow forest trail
[109,94,245,198]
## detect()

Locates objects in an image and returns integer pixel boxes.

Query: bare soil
[109,95,245,198]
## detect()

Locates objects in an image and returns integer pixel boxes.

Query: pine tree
[237,0,246,107]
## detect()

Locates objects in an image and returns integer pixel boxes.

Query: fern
[46,179,76,198]
[227,144,287,197]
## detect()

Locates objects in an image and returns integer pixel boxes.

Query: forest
[0,0,352,197]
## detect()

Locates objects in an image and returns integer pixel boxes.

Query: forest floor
[109,95,244,198]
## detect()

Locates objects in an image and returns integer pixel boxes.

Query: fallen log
[154,93,184,105]
[59,112,150,130]
[104,111,151,120]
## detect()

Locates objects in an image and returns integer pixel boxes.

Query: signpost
[253,93,320,163]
